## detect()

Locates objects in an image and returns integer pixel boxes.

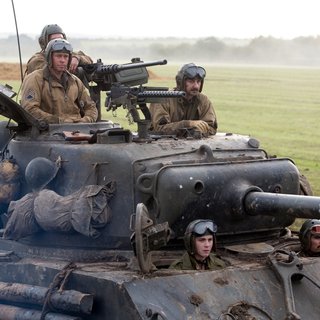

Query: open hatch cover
[0,85,47,131]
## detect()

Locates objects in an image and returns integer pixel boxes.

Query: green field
[1,64,320,198]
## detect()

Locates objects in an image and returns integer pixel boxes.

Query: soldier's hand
[187,120,210,133]
[76,116,92,123]
[69,56,80,73]
[62,116,79,123]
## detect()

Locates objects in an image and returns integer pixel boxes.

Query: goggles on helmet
[184,66,206,79]
[310,225,320,234]
[193,220,217,235]
[51,41,72,53]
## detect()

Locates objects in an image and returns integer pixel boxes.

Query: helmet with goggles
[175,63,206,92]
[184,219,217,254]
[299,219,320,253]
[38,24,67,50]
[45,39,73,68]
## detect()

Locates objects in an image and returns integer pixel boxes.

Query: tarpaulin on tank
[3,181,116,240]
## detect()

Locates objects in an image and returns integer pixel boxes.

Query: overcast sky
[1,0,319,39]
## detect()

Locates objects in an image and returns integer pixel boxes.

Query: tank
[0,60,320,320]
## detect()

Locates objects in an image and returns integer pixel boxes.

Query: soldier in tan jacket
[21,39,98,124]
[149,63,217,136]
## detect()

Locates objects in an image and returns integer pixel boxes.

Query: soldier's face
[52,52,70,72]
[309,234,320,254]
[184,77,202,99]
[194,235,213,261]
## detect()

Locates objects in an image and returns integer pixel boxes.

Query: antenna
[11,0,24,83]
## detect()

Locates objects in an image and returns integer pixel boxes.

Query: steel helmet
[175,63,206,92]
[299,219,320,252]
[183,219,217,254]
[38,24,67,50]
[25,157,60,191]
[45,38,73,68]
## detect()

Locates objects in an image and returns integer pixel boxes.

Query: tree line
[1,34,320,66]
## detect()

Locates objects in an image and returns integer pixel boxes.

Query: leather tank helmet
[38,24,67,50]
[175,63,206,92]
[184,219,217,255]
[45,39,73,69]
[299,219,320,254]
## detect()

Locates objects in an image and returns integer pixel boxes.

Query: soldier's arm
[198,95,218,135]
[149,101,191,134]
[21,73,59,123]
[73,50,93,65]
[77,81,98,123]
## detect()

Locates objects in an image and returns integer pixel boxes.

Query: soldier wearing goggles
[169,219,225,270]
[149,63,217,137]
[21,39,98,124]
[299,219,320,256]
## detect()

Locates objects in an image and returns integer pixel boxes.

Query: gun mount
[79,57,185,132]
[0,58,320,319]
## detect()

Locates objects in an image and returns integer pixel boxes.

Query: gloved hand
[187,120,210,133]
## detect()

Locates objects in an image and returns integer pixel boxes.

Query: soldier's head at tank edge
[175,63,206,98]
[299,219,320,256]
[169,219,226,270]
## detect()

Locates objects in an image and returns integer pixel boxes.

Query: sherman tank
[0,59,320,320]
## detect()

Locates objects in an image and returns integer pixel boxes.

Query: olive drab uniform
[25,50,93,75]
[21,67,98,124]
[149,93,217,135]
[169,252,225,270]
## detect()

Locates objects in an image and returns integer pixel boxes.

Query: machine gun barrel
[96,59,167,74]
[245,191,320,219]
[137,90,185,99]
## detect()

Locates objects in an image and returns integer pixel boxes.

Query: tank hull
[0,245,319,320]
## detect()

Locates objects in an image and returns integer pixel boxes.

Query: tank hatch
[0,89,47,131]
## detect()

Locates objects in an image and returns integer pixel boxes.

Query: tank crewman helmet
[25,157,60,191]
[175,63,206,92]
[38,24,67,50]
[184,219,217,255]
[299,219,320,253]
[45,39,73,68]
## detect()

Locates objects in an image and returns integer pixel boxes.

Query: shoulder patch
[25,89,35,100]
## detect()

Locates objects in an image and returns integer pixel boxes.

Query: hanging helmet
[175,63,206,92]
[45,39,73,68]
[25,157,60,191]
[184,219,217,254]
[38,24,67,50]
[299,219,320,253]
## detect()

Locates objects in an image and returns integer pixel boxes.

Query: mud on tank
[0,62,320,320]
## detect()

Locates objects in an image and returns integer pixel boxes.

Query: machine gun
[105,83,185,139]
[78,58,185,138]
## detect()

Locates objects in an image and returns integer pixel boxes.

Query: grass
[2,64,320,201]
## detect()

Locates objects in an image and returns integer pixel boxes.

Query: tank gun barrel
[245,191,320,219]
